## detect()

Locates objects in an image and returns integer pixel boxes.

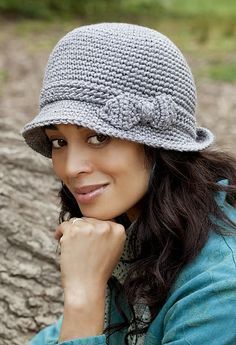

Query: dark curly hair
[58,148,236,344]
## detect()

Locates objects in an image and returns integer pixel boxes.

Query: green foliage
[0,0,52,19]
[0,0,235,20]
[0,0,164,19]
[162,0,236,19]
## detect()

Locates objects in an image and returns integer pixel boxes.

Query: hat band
[40,82,179,131]
[40,82,119,108]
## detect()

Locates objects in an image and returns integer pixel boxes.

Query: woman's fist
[55,217,126,293]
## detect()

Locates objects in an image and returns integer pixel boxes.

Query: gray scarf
[104,222,151,344]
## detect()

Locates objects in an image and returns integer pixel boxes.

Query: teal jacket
[29,183,236,345]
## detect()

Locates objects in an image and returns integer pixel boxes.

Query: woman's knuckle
[116,224,125,233]
[104,222,112,230]
[100,223,110,234]
[83,226,93,236]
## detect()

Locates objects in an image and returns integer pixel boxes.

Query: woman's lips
[74,184,108,204]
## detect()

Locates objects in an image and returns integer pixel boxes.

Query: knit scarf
[103,221,151,344]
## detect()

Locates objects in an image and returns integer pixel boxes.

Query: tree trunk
[0,117,63,344]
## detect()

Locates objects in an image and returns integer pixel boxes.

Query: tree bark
[0,118,63,344]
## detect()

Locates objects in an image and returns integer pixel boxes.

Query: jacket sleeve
[29,317,106,345]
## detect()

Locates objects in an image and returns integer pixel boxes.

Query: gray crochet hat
[22,22,214,158]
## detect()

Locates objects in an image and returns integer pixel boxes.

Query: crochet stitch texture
[22,22,214,157]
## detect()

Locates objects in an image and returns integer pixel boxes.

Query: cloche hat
[22,22,214,157]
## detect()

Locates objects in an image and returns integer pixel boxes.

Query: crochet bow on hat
[102,94,177,130]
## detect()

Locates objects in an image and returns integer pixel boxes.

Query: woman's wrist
[63,284,106,307]
[60,286,106,341]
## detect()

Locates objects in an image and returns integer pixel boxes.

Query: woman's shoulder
[175,183,236,289]
[147,196,236,344]
[183,178,236,282]
[214,178,236,225]
[176,227,236,290]
[148,228,236,344]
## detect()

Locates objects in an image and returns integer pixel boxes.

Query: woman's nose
[64,147,93,177]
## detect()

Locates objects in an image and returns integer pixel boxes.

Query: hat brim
[22,100,214,158]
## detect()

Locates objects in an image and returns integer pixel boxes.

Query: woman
[22,23,236,345]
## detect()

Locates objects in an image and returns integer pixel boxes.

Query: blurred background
[0,0,236,148]
[0,1,235,344]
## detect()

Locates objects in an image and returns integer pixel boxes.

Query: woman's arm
[54,217,126,343]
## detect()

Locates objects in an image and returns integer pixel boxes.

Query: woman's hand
[54,217,126,296]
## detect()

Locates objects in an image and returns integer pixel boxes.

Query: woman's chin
[79,208,121,221]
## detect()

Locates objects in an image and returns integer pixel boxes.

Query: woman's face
[45,124,151,221]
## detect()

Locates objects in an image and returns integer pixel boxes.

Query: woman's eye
[87,134,109,145]
[51,139,66,148]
